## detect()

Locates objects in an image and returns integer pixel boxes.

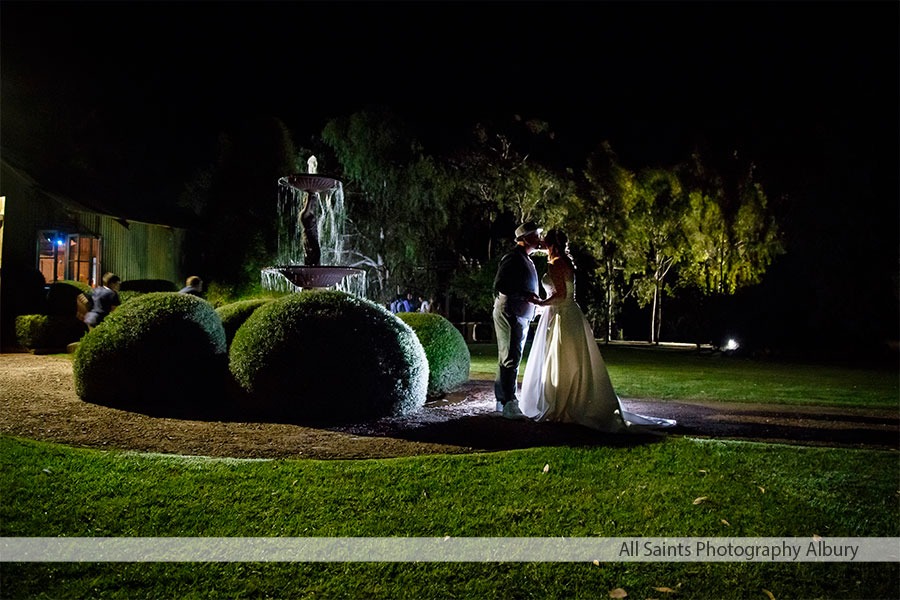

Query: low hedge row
[15,314,86,351]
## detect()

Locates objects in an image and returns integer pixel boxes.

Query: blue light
[56,239,65,246]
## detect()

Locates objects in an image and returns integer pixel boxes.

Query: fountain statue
[261,156,365,294]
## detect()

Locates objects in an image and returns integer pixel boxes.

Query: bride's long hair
[544,229,575,269]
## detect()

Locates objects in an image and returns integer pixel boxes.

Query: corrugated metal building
[1,158,188,288]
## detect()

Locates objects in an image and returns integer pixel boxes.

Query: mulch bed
[1,353,896,460]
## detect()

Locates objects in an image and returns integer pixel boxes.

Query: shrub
[215,298,274,347]
[46,281,91,316]
[397,312,471,397]
[15,314,87,350]
[117,290,144,304]
[119,279,177,293]
[230,290,427,422]
[0,267,47,347]
[205,281,276,308]
[73,292,227,411]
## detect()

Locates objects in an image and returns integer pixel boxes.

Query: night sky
[2,1,898,348]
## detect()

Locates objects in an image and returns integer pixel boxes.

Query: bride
[519,229,676,432]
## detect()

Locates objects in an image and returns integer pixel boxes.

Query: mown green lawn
[2,436,897,599]
[469,343,899,409]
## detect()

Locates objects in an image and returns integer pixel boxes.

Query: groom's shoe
[502,402,528,420]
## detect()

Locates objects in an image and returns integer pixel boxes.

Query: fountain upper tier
[265,171,365,294]
[279,175,341,194]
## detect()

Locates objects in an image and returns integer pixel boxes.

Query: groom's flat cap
[515,221,543,240]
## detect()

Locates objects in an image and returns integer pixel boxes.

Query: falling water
[261,266,366,297]
[262,163,367,297]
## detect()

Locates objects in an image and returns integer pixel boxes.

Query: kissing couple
[492,221,676,432]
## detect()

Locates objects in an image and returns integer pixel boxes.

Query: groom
[493,221,543,420]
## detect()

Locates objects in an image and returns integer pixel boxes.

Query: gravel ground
[1,353,896,459]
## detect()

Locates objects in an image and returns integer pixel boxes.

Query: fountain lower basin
[264,266,365,290]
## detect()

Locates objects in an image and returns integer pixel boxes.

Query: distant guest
[179,276,203,297]
[85,272,121,329]
[401,292,417,313]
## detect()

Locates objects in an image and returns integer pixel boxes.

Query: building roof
[1,153,195,229]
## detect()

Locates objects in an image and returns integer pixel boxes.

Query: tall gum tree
[625,168,688,343]
[678,152,784,344]
[579,142,638,341]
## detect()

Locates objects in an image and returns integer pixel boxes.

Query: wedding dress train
[520,272,676,432]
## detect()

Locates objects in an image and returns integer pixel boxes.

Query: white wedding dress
[520,271,676,432]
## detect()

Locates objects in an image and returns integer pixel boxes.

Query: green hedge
[397,312,470,397]
[230,290,427,422]
[215,299,274,347]
[73,292,227,412]
[15,314,86,350]
[119,279,177,293]
[46,281,91,316]
[117,290,144,305]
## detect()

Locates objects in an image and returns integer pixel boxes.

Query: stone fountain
[261,156,365,295]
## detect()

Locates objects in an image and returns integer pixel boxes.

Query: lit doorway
[37,231,101,285]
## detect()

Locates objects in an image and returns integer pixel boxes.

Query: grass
[2,435,898,598]
[469,343,899,409]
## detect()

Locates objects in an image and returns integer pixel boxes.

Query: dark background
[2,1,897,356]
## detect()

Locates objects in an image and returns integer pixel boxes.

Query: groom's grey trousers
[493,297,531,405]
[493,244,538,406]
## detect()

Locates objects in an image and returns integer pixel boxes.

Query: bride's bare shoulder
[550,257,575,273]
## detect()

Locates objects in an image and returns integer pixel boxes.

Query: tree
[180,116,298,293]
[578,142,638,341]
[443,116,572,319]
[625,168,689,343]
[680,154,783,294]
[321,108,455,302]
[677,151,784,345]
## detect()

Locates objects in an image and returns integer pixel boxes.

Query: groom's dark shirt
[494,245,539,318]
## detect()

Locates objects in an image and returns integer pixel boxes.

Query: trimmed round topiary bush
[396,312,470,397]
[73,292,227,411]
[119,279,177,293]
[215,298,274,346]
[230,290,428,422]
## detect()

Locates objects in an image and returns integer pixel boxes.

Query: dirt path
[1,353,897,459]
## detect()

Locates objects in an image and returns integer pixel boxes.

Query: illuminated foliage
[396,312,470,397]
[679,153,784,295]
[321,108,455,302]
[229,290,427,422]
